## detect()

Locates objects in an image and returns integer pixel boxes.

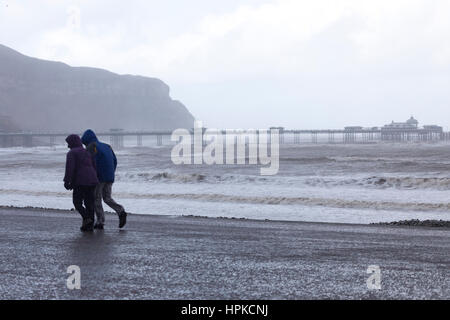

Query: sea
[1,137,450,224]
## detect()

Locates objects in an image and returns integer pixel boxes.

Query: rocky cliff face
[0,44,195,132]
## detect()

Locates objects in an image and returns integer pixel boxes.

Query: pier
[0,116,447,148]
[0,130,171,148]
[0,127,449,149]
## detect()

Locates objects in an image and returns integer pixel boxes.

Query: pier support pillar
[311,132,318,144]
[110,135,124,149]
[23,135,32,148]
[328,132,335,144]
[1,136,7,148]
[293,132,300,144]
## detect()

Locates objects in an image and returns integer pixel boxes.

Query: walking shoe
[118,211,127,228]
[80,218,94,232]
[94,222,104,230]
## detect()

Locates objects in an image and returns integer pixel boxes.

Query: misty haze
[0,0,448,303]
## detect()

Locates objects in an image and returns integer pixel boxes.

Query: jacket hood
[66,134,83,149]
[81,129,98,145]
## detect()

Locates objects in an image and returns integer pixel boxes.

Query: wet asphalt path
[0,208,448,299]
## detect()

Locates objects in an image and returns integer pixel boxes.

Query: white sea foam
[1,143,450,223]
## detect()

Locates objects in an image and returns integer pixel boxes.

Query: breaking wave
[124,172,207,183]
[119,171,450,191]
[305,176,450,190]
[280,157,336,164]
[118,172,270,184]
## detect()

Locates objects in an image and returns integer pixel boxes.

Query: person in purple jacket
[63,134,99,232]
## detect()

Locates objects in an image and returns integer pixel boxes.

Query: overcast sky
[1,0,449,129]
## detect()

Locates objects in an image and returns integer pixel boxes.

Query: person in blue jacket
[81,129,127,229]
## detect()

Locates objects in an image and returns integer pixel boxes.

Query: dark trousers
[73,186,96,221]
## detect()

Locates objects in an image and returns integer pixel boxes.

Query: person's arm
[91,153,97,171]
[111,147,117,171]
[63,151,76,189]
[86,142,98,171]
[86,142,97,156]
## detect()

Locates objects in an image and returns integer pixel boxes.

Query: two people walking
[63,130,127,232]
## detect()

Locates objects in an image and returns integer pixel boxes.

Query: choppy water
[1,142,450,223]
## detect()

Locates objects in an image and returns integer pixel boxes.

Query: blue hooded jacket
[81,129,117,183]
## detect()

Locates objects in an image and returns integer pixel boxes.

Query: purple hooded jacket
[64,134,99,187]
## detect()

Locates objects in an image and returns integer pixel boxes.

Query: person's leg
[102,182,127,228]
[74,186,93,231]
[94,183,106,225]
[72,187,86,219]
[102,182,125,214]
[84,186,96,223]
